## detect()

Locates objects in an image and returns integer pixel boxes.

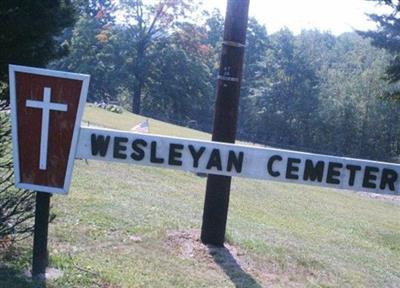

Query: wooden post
[201,0,250,246]
[32,191,51,279]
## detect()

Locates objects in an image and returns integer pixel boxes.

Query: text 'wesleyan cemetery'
[10,65,400,196]
[78,127,400,195]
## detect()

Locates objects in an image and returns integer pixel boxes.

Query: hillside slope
[2,106,399,288]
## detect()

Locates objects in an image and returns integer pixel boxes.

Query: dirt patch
[165,229,279,287]
[166,230,203,260]
[356,191,400,204]
[165,229,239,263]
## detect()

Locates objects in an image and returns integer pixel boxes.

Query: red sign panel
[9,65,90,194]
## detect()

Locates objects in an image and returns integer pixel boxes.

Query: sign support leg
[201,175,232,245]
[32,191,51,279]
[200,0,250,246]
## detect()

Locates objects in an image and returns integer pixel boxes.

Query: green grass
[1,106,400,287]
[82,104,212,140]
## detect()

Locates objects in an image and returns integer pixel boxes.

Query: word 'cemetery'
[75,127,400,195]
[10,65,400,195]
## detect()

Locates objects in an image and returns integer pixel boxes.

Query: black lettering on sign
[346,164,361,186]
[267,155,282,177]
[286,158,301,180]
[206,149,222,171]
[188,145,205,168]
[113,137,128,159]
[362,166,379,189]
[227,151,244,173]
[150,141,164,164]
[168,143,184,166]
[91,134,110,157]
[303,160,324,182]
[380,168,398,191]
[326,162,343,184]
[131,139,147,161]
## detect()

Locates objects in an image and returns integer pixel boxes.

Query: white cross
[26,87,68,170]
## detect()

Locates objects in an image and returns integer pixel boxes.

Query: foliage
[78,0,116,25]
[238,18,270,138]
[52,5,400,161]
[51,15,119,102]
[313,33,399,159]
[243,28,319,150]
[118,0,198,114]
[358,0,400,96]
[0,0,75,99]
[143,22,213,127]
[0,103,35,241]
[0,1,75,241]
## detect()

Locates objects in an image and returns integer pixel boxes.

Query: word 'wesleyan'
[78,130,399,195]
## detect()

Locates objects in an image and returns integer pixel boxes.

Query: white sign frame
[76,127,400,195]
[8,66,400,196]
[9,65,90,194]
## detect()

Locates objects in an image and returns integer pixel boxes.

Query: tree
[144,21,213,127]
[79,0,116,25]
[51,4,118,102]
[315,33,400,160]
[0,1,75,100]
[253,29,320,149]
[0,1,75,241]
[358,0,400,95]
[119,0,197,114]
[238,18,269,141]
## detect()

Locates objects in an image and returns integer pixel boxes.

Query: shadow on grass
[208,245,263,288]
[0,265,46,288]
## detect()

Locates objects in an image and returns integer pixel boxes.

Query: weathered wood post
[201,0,250,246]
[32,192,51,279]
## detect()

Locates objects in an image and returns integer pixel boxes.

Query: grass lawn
[1,106,400,287]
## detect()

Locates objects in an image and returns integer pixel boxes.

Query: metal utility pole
[201,0,250,246]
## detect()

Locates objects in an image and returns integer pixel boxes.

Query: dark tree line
[0,0,75,240]
[359,0,400,87]
[0,0,75,100]
[52,2,400,162]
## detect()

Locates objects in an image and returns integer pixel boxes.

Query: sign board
[9,65,89,194]
[76,127,400,195]
[9,66,400,195]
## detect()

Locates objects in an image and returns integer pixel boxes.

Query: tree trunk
[132,79,143,114]
[132,42,145,114]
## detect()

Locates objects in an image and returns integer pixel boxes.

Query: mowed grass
[1,105,400,287]
[83,104,211,140]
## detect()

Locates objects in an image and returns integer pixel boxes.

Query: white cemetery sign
[9,66,400,195]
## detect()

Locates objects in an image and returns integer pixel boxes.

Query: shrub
[0,102,35,242]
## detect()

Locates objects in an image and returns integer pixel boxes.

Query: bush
[0,101,35,242]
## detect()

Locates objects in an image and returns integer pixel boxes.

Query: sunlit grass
[1,106,399,287]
